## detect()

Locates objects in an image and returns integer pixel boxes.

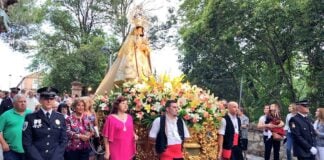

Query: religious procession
[0,0,323,160]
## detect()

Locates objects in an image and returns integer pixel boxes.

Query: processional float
[95,4,221,160]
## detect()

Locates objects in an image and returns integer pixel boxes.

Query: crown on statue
[129,4,149,28]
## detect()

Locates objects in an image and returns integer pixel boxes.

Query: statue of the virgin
[95,5,152,95]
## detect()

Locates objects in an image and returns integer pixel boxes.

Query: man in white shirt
[149,100,190,160]
[218,101,243,160]
[26,91,39,112]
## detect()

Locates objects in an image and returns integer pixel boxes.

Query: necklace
[123,121,127,131]
[117,113,127,132]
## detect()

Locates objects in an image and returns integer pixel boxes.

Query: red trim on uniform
[222,133,240,159]
[159,144,183,160]
[233,133,239,146]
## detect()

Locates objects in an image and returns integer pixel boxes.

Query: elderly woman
[65,98,93,160]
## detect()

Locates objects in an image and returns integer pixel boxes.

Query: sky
[0,40,30,90]
[0,0,182,91]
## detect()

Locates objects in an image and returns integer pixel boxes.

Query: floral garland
[94,75,223,130]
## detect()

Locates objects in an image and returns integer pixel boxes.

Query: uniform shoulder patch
[23,121,28,131]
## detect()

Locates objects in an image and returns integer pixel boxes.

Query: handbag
[272,132,283,141]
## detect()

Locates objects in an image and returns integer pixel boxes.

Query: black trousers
[231,146,243,160]
[297,156,315,160]
[263,136,281,160]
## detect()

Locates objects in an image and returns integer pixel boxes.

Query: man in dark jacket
[0,87,20,115]
[218,101,243,160]
[22,87,67,160]
[289,100,317,160]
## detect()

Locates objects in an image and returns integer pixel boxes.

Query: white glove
[310,147,317,155]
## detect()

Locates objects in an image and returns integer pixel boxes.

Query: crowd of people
[0,86,323,160]
[256,102,324,160]
[0,87,191,160]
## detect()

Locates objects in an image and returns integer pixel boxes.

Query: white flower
[181,83,191,92]
[99,103,107,110]
[163,82,173,92]
[153,102,162,112]
[134,83,146,91]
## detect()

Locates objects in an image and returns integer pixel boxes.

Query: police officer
[0,87,20,115]
[22,87,67,160]
[289,100,317,160]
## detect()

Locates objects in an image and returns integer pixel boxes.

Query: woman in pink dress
[102,96,137,160]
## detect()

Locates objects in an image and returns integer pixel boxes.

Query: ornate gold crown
[129,4,149,28]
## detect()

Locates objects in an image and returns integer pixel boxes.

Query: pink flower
[203,112,209,118]
[136,112,144,120]
[183,114,190,120]
[123,88,130,93]
[147,97,152,103]
[134,98,142,106]
[192,117,198,123]
[101,97,108,103]
[160,99,166,106]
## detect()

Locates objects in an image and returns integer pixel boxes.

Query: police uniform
[0,87,20,115]
[289,100,316,160]
[22,87,67,160]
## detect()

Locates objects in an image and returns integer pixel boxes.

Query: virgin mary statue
[95,6,152,95]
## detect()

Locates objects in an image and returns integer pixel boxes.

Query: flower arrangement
[94,75,223,130]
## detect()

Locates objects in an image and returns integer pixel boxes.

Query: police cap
[37,87,59,99]
[295,100,310,107]
[10,87,20,94]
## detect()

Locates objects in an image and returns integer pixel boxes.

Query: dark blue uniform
[0,96,13,115]
[289,113,316,160]
[22,109,67,160]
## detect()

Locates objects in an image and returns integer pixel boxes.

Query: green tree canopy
[178,0,323,120]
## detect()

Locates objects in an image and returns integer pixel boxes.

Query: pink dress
[102,114,136,160]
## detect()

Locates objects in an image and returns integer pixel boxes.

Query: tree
[178,0,323,120]
[28,0,123,92]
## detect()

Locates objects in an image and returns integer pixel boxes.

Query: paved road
[247,154,263,160]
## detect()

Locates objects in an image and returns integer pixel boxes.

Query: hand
[310,147,317,155]
[2,142,10,152]
[80,134,90,141]
[104,152,110,160]
[267,123,275,128]
[218,149,222,159]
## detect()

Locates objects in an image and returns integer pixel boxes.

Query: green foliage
[178,0,323,120]
[1,0,45,52]
[27,0,122,93]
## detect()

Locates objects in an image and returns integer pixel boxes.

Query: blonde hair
[270,103,281,118]
[317,108,324,122]
[71,98,86,111]
[81,96,94,112]
[289,103,297,113]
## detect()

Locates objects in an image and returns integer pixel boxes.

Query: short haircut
[165,100,177,108]
[12,94,26,103]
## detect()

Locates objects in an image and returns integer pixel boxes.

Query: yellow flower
[144,104,151,113]
[190,99,200,109]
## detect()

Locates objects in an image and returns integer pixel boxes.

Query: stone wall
[247,123,297,160]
